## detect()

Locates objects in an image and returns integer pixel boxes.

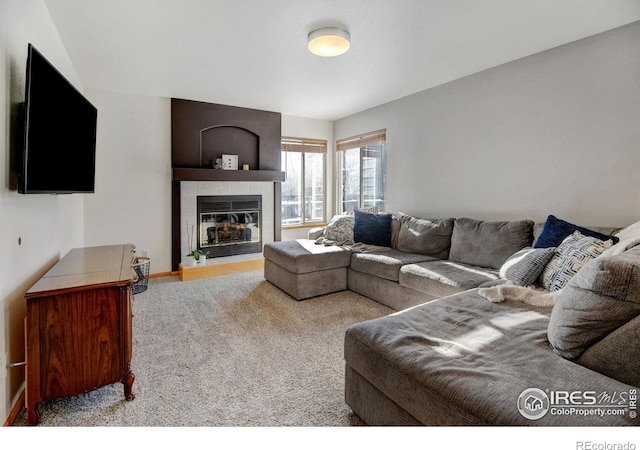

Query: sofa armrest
[308,227,325,240]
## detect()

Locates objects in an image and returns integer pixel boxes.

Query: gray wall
[334,22,640,227]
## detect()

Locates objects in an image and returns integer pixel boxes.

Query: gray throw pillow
[449,218,534,269]
[395,214,454,259]
[499,247,556,286]
[539,231,613,292]
[547,246,640,361]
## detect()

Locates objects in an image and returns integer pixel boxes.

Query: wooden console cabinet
[25,244,137,425]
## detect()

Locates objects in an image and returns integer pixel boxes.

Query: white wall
[0,0,86,423]
[281,115,334,240]
[83,90,172,271]
[334,22,640,228]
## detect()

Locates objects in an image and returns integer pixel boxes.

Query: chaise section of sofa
[263,239,352,300]
[344,285,639,426]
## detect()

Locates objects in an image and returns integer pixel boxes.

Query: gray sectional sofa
[263,211,640,426]
[265,213,538,309]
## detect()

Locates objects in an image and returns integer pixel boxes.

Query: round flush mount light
[307,27,350,57]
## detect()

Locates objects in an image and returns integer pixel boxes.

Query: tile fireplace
[179,180,276,267]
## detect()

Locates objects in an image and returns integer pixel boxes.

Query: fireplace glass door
[197,195,262,258]
[200,211,260,247]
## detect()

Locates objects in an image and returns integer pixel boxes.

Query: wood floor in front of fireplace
[179,257,265,281]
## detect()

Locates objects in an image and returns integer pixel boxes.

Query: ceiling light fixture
[307,27,350,57]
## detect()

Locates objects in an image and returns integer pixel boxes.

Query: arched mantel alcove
[200,125,259,169]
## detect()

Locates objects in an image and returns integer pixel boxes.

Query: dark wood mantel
[172,168,285,182]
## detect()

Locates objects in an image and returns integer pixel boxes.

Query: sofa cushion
[394,213,454,259]
[349,250,436,282]
[400,260,499,298]
[354,210,393,247]
[448,218,534,270]
[539,231,613,292]
[499,247,556,286]
[547,246,640,362]
[534,215,619,248]
[262,239,352,274]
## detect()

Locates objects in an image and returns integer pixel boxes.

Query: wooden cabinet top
[26,244,137,298]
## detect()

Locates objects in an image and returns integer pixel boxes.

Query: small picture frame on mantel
[222,154,238,170]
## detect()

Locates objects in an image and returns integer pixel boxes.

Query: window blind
[281,137,327,153]
[336,129,386,152]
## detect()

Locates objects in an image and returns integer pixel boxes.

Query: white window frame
[335,129,386,213]
[281,137,327,227]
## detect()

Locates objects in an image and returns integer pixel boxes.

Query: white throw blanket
[314,237,392,253]
[598,219,640,257]
[477,283,558,307]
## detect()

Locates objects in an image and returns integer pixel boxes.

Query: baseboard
[149,271,173,278]
[179,257,264,281]
[3,387,24,426]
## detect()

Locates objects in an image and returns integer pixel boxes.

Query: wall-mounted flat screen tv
[19,43,97,194]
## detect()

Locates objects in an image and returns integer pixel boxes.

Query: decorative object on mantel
[213,157,225,169]
[222,154,238,170]
[243,164,249,171]
[185,220,206,265]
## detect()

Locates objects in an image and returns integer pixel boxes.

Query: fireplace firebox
[197,195,261,258]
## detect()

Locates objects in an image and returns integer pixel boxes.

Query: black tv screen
[19,44,97,194]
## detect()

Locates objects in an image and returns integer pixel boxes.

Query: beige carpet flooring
[12,271,392,426]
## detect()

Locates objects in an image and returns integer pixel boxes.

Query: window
[281,137,327,226]
[336,129,386,213]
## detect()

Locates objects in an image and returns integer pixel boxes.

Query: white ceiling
[45,0,640,121]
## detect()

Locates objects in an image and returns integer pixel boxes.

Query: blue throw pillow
[354,210,392,247]
[534,215,619,248]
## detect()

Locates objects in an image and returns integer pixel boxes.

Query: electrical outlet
[0,353,6,381]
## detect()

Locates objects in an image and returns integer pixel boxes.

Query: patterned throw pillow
[540,231,613,292]
[499,247,556,286]
[323,214,355,243]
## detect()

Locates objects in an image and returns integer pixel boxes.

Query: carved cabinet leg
[122,371,135,401]
[27,402,40,426]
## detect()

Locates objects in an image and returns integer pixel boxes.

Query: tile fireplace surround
[180,181,275,266]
